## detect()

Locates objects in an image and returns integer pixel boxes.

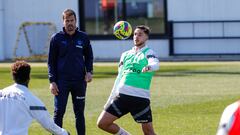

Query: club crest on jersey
[76,41,83,48]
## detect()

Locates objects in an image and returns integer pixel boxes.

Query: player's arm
[216,109,229,135]
[47,35,58,83]
[83,37,94,74]
[83,36,94,82]
[104,52,125,108]
[28,95,69,135]
[117,51,125,73]
[48,35,60,95]
[142,50,159,72]
[216,102,239,135]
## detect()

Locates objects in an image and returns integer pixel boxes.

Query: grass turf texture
[0,62,240,135]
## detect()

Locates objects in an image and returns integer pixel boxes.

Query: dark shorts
[105,93,152,123]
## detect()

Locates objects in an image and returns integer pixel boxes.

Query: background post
[0,0,4,60]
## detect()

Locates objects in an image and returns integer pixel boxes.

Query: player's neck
[16,80,29,88]
[64,27,76,36]
[17,83,28,87]
[135,43,146,50]
[66,30,75,36]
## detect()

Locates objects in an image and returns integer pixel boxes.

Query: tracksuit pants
[54,80,86,135]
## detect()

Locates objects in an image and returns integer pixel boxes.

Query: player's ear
[145,35,149,40]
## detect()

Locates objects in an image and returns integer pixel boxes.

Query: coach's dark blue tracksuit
[48,28,93,135]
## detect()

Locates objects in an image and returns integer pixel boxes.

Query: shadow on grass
[0,70,11,74]
[155,70,240,77]
[94,70,240,78]
[31,74,48,79]
[93,72,117,79]
[31,72,118,79]
[29,70,240,79]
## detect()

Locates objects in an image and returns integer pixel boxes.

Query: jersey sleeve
[104,52,126,108]
[145,49,159,71]
[26,93,68,135]
[48,34,58,83]
[216,102,240,135]
[83,35,94,74]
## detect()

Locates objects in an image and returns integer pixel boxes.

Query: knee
[97,117,109,130]
[96,118,104,129]
[143,130,156,135]
[142,127,156,135]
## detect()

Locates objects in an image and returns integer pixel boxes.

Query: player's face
[133,28,148,47]
[63,15,76,35]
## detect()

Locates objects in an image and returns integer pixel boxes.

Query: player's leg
[141,122,156,135]
[54,80,70,127]
[71,81,87,135]
[97,94,130,134]
[97,110,119,133]
[97,111,131,135]
[130,96,156,135]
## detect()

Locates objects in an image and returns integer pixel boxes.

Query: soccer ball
[113,21,132,40]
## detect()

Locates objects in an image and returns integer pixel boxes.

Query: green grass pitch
[0,62,240,135]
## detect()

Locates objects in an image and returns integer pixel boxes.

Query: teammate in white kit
[0,60,69,135]
[217,100,240,135]
[97,25,159,135]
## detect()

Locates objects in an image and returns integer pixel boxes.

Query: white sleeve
[27,95,68,135]
[146,49,159,71]
[216,102,239,135]
[118,51,126,71]
[104,52,125,108]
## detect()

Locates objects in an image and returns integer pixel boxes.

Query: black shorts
[105,93,152,123]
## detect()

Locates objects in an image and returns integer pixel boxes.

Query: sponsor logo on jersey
[76,40,83,48]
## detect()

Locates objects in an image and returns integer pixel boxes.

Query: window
[84,0,166,36]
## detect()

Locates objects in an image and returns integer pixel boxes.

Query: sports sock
[115,127,131,135]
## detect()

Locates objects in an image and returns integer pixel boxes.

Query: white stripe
[133,106,150,119]
[76,45,82,48]
[76,96,85,100]
[112,102,122,115]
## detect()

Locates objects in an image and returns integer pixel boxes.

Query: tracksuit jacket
[48,28,93,82]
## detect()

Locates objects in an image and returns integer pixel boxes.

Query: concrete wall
[92,39,169,60]
[168,0,240,55]
[0,0,169,60]
[2,0,78,59]
[174,39,240,54]
[167,0,240,21]
[1,0,240,60]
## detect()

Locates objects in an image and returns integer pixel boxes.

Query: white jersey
[216,101,240,135]
[0,84,68,135]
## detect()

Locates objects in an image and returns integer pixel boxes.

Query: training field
[1,62,240,135]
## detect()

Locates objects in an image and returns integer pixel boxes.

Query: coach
[47,9,93,135]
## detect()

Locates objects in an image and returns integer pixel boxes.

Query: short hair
[62,8,77,20]
[11,60,31,84]
[135,25,150,36]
